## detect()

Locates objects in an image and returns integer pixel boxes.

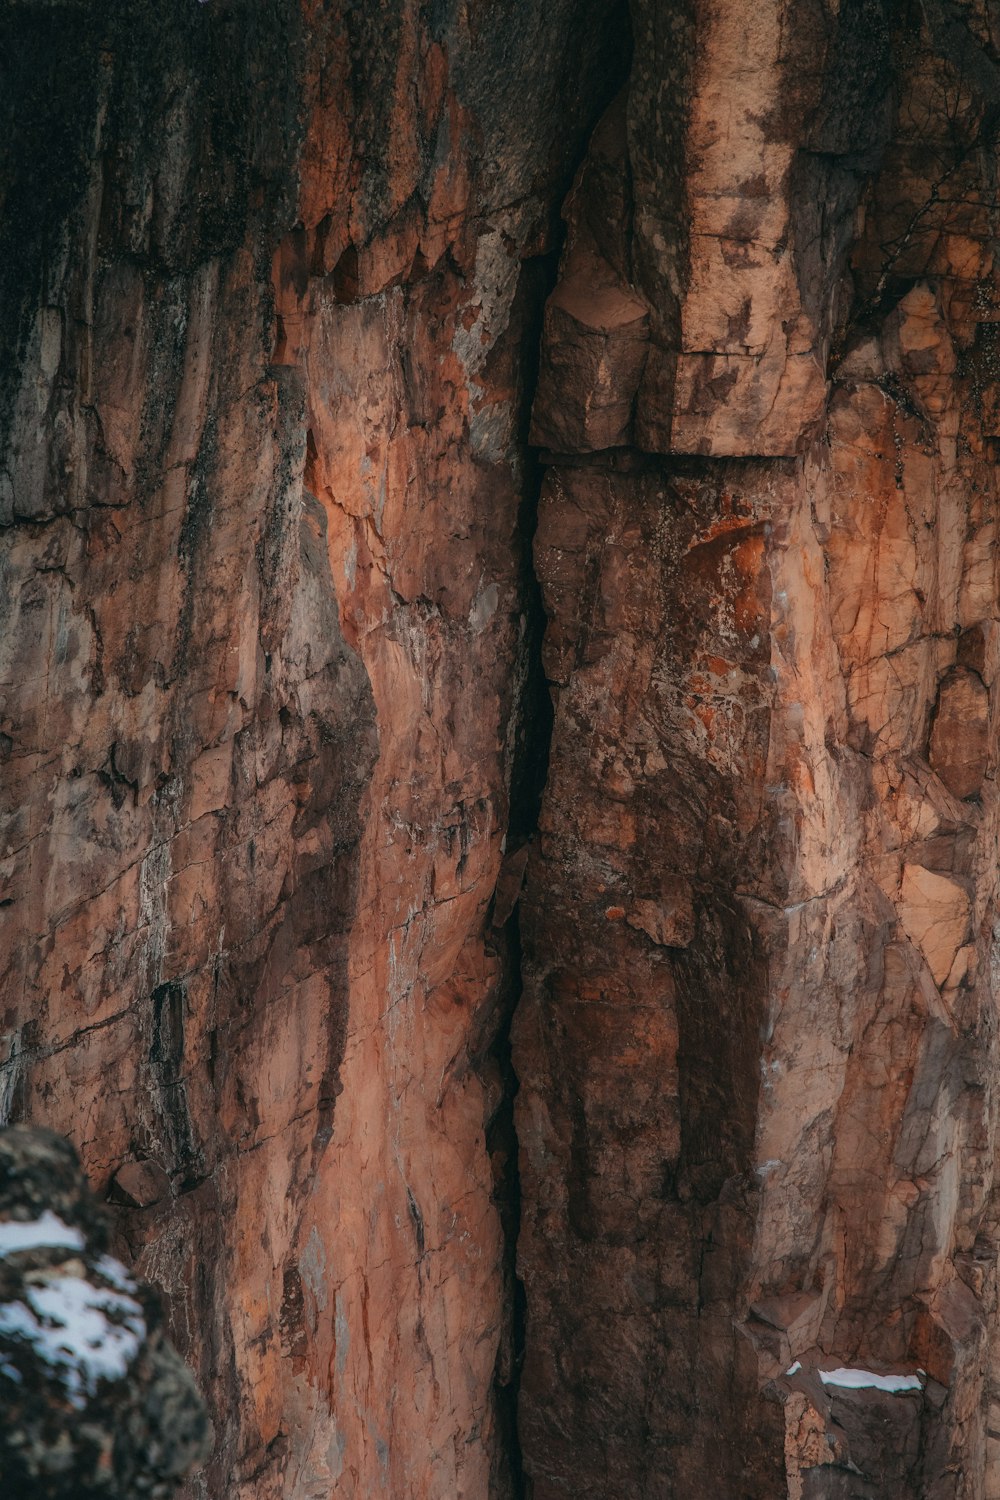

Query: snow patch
[818,1366,923,1394]
[785,1360,801,1376]
[0,1212,85,1258]
[0,1275,145,1408]
[94,1254,139,1293]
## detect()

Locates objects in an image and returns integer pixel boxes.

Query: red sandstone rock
[5,2,1000,1498]
[109,1161,171,1211]
[516,3,1000,1497]
[0,4,625,1496]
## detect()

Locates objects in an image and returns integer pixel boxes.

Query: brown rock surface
[515,2,1000,1497]
[930,667,991,800]
[0,2,625,1495]
[0,1124,209,1497]
[6,2,1000,1498]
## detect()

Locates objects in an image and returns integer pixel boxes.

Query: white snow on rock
[94,1253,139,1293]
[0,1275,146,1408]
[0,1211,85,1258]
[785,1361,802,1376]
[818,1367,923,1394]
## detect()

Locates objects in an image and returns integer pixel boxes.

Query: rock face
[515,3,1000,1497]
[5,1,1000,1498]
[1,3,624,1496]
[0,1125,209,1496]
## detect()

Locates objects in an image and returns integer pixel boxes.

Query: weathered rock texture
[516,2,1000,1497]
[6,0,1000,1497]
[0,1124,209,1497]
[1,2,623,1496]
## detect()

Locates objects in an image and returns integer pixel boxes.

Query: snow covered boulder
[0,1126,210,1496]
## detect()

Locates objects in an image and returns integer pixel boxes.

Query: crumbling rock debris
[0,1126,210,1497]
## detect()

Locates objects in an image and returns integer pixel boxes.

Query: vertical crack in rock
[15,1,1000,1497]
[269,8,632,1493]
[477,256,561,1500]
[515,1,1000,1496]
[1,2,634,1495]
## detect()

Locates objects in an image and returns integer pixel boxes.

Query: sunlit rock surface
[516,1,1000,1496]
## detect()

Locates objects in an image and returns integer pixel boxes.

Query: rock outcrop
[5,0,1000,1497]
[1,2,623,1495]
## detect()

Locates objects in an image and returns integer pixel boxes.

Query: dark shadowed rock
[5,0,1000,1496]
[929,666,990,800]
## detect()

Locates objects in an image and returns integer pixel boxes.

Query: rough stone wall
[516,1,1000,1496]
[1,2,624,1495]
[5,1,1000,1498]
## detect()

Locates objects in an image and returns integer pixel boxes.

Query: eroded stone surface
[0,3,624,1496]
[518,2,1000,1497]
[930,667,990,800]
[6,1,1000,1498]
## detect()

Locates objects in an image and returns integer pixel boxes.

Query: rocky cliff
[4,0,1000,1496]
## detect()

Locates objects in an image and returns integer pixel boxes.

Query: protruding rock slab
[109,1160,171,1211]
[929,666,989,800]
[897,864,971,989]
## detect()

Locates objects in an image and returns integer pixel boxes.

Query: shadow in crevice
[480,5,634,1487]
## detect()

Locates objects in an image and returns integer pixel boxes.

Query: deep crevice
[486,909,530,1500]
[482,14,634,1482]
[482,250,556,1500]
